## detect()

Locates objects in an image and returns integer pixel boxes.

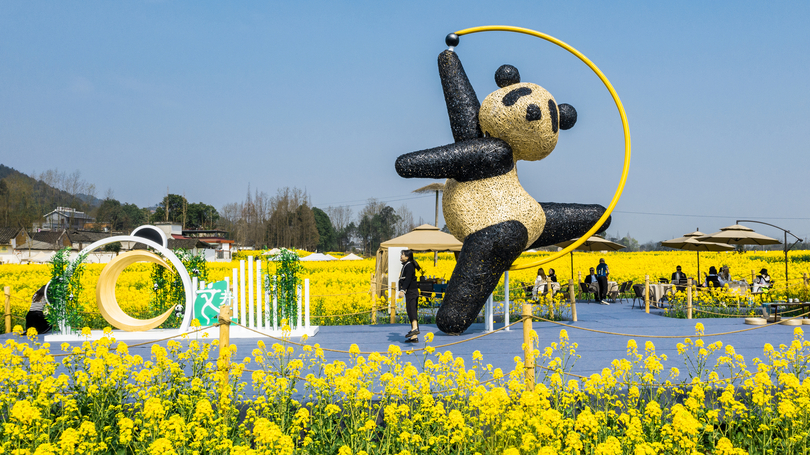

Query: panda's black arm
[527,202,613,249]
[438,50,483,143]
[395,137,513,182]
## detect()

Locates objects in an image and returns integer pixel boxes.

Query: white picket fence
[191,256,318,338]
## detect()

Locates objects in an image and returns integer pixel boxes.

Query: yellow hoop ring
[453,26,631,271]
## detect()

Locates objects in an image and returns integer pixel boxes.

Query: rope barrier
[232,319,524,355]
[530,310,810,338]
[49,323,221,357]
[310,310,374,319]
[309,291,370,297]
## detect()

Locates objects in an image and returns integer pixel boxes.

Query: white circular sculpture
[79,225,194,333]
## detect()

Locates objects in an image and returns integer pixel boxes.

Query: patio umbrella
[554,236,627,281]
[699,223,790,291]
[660,234,734,280]
[697,224,781,246]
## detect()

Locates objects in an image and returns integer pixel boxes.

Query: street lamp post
[736,219,804,297]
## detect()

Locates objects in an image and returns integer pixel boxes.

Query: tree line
[218,186,416,254]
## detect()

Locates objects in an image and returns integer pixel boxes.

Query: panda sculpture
[395,34,611,335]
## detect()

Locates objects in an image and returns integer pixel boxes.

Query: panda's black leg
[437,221,528,334]
[527,202,612,249]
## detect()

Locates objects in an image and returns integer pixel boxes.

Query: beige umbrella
[380,224,462,252]
[661,234,734,279]
[555,236,627,281]
[697,224,781,246]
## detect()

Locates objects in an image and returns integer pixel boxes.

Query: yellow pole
[803,273,808,298]
[522,301,535,391]
[687,279,693,320]
[218,304,232,402]
[389,282,396,324]
[751,270,755,286]
[645,275,650,314]
[548,289,554,319]
[4,286,10,334]
[569,279,577,322]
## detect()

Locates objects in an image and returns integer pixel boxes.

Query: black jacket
[398,261,418,291]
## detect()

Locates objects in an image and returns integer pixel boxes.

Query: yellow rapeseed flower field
[1,250,808,329]
[2,323,810,453]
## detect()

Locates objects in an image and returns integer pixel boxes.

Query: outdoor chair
[616,281,632,304]
[579,282,598,302]
[520,282,534,300]
[631,284,647,309]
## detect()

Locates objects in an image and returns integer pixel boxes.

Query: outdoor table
[648,283,674,305]
[767,302,810,321]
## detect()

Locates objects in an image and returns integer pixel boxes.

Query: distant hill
[77,192,103,207]
[0,164,98,228]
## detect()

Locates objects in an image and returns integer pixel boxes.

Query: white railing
[191,258,312,333]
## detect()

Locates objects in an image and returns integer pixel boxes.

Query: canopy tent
[340,253,363,261]
[554,236,626,281]
[300,253,338,262]
[262,248,283,256]
[661,230,734,279]
[379,224,463,252]
[374,224,463,297]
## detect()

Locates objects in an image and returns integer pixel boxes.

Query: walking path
[4,300,802,384]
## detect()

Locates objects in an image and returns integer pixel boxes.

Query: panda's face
[479,82,560,162]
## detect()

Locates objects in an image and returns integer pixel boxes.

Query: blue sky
[2,1,809,243]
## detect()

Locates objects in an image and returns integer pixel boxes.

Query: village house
[39,207,95,231]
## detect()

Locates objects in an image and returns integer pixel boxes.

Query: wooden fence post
[803,273,808,299]
[569,279,577,322]
[645,275,650,314]
[687,278,693,319]
[4,286,10,334]
[751,270,755,286]
[218,304,232,402]
[371,294,377,325]
[522,301,535,391]
[389,282,396,324]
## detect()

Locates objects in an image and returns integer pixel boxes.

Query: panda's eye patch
[526,104,542,121]
[548,100,558,133]
[502,87,532,106]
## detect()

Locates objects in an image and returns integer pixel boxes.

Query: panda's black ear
[495,65,520,88]
[558,103,577,130]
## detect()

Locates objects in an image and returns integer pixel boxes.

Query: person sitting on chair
[532,268,552,300]
[584,267,601,302]
[753,268,771,293]
[26,285,51,335]
[718,266,732,286]
[671,266,687,283]
[548,268,558,283]
[704,266,721,288]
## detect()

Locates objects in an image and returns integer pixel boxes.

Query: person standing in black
[397,250,421,342]
[26,285,51,335]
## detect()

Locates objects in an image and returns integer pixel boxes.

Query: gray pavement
[4,300,803,387]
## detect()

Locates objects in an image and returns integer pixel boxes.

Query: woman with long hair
[26,285,51,335]
[397,250,421,342]
[532,268,548,300]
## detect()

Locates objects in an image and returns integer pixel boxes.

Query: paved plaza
[4,300,802,385]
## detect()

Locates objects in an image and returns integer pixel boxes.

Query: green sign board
[193,280,232,326]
